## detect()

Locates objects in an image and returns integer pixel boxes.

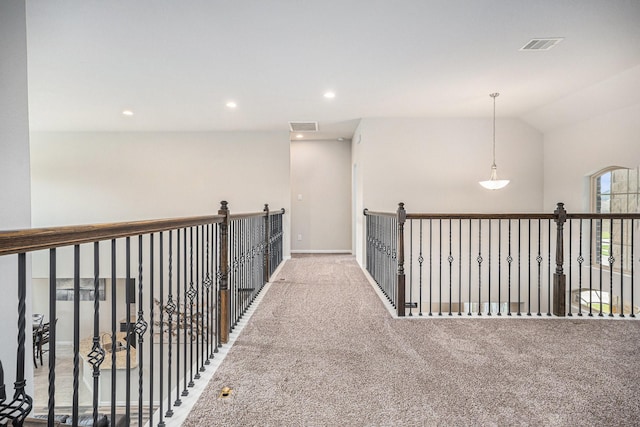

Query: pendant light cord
[490,92,499,168]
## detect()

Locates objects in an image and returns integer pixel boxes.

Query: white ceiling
[25,0,640,140]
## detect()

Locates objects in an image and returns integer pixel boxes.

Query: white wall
[543,103,640,212]
[0,0,34,397]
[290,139,351,252]
[352,117,544,264]
[30,131,291,227]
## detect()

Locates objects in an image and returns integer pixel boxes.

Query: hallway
[183,254,640,426]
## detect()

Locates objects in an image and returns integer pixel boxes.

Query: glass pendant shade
[479,92,510,190]
[479,165,510,190]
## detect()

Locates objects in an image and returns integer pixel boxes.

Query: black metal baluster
[409,221,413,316]
[548,219,552,316]
[620,219,625,318]
[9,253,32,426]
[589,219,594,317]
[438,219,442,316]
[194,226,200,380]
[149,234,155,426]
[188,228,195,388]
[527,220,532,316]
[448,219,453,316]
[110,240,117,424]
[72,245,80,426]
[608,218,614,317]
[488,219,492,316]
[578,219,584,316]
[508,220,513,316]
[631,219,635,318]
[48,249,57,423]
[537,219,542,316]
[517,220,522,316]
[91,242,105,426]
[159,231,166,427]
[125,237,132,423]
[429,219,432,316]
[568,220,573,316]
[458,219,462,316]
[478,220,483,316]
[178,228,186,403]
[215,224,221,351]
[468,220,472,316]
[498,220,502,316]
[418,220,423,316]
[166,230,176,417]
[599,218,603,317]
[204,224,212,364]
[137,235,148,427]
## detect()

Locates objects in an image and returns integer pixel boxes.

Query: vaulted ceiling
[25,0,640,140]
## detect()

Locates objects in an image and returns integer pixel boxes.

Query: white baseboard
[290,250,352,254]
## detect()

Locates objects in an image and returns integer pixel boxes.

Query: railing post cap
[220,200,228,209]
[363,208,369,215]
[398,202,405,209]
[263,204,269,212]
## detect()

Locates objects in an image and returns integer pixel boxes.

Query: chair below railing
[364,203,640,319]
[0,201,285,427]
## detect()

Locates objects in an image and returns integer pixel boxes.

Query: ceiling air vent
[288,121,318,132]
[519,38,563,51]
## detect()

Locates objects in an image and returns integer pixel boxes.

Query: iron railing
[0,201,285,426]
[364,203,640,319]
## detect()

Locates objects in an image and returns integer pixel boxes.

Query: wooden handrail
[0,215,224,256]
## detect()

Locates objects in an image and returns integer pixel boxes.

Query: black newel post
[553,202,567,316]
[397,203,406,317]
[218,201,230,344]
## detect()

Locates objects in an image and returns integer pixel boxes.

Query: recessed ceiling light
[226,101,237,109]
[323,91,336,99]
[295,134,304,139]
[122,110,134,116]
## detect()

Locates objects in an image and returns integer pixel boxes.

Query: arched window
[591,166,639,271]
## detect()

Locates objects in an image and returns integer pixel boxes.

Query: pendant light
[479,93,510,190]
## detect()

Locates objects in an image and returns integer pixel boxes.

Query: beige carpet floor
[184,254,640,426]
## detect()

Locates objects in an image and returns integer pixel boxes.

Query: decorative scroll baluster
[631,219,635,318]
[438,219,442,316]
[136,235,148,427]
[90,242,105,427]
[188,228,195,387]
[219,201,230,344]
[448,219,453,316]
[194,226,201,379]
[409,220,413,316]
[578,219,584,316]
[537,219,543,316]
[125,237,132,423]
[149,234,155,426]
[507,220,513,316]
[548,219,552,316]
[477,220,483,316]
[166,230,176,417]
[204,224,213,364]
[608,218,615,317]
